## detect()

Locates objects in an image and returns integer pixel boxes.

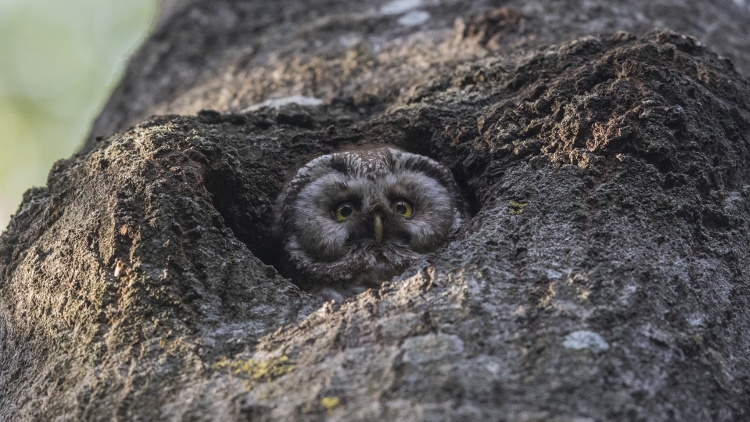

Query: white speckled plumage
[275,147,468,301]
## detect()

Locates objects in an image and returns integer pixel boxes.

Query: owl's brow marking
[336,181,349,191]
[402,157,455,188]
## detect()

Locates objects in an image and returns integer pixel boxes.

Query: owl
[275,146,468,301]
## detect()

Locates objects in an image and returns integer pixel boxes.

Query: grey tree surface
[1,0,750,420]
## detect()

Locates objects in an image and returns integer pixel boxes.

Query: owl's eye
[333,202,356,222]
[391,199,414,218]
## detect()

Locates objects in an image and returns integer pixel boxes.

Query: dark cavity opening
[203,163,286,272]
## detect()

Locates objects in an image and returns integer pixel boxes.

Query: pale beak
[373,212,383,244]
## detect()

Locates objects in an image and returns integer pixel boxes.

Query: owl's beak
[373,212,384,244]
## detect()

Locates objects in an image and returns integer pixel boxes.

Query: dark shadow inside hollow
[202,161,287,273]
[397,123,483,215]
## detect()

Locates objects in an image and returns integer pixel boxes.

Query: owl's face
[276,147,467,299]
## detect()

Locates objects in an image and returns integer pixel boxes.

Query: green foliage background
[0,0,157,230]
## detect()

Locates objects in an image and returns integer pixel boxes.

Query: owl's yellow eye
[391,199,414,218]
[333,202,356,222]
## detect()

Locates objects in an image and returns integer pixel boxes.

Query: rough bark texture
[2,1,750,421]
[83,0,750,152]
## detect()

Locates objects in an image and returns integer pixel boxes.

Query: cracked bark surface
[2,0,750,420]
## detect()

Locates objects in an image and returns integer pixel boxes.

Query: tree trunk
[2,0,750,420]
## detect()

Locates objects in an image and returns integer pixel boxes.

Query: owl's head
[275,147,467,298]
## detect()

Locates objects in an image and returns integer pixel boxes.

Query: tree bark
[2,0,750,420]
